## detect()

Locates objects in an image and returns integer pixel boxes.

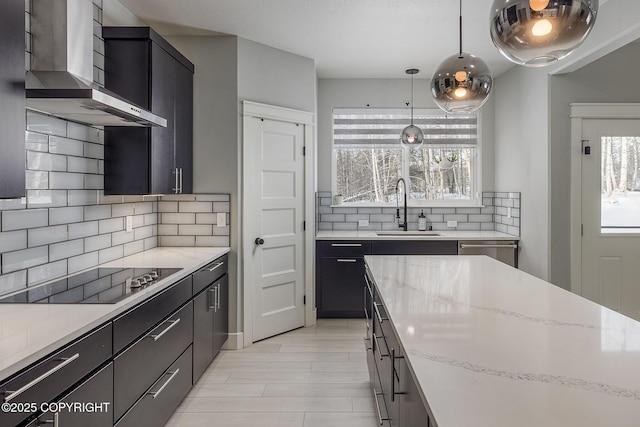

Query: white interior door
[244,115,305,342]
[581,119,640,320]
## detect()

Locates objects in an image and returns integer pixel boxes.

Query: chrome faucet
[395,178,408,231]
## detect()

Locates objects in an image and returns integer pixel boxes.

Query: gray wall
[316,78,496,193]
[164,35,316,337]
[493,66,550,280]
[548,41,640,289]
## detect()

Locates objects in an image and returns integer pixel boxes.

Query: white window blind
[333,108,477,147]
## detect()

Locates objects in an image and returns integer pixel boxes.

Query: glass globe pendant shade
[490,0,599,67]
[431,52,493,114]
[401,124,424,148]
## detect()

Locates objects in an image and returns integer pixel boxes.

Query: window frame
[331,107,483,207]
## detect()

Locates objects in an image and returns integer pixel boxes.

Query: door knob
[255,237,264,245]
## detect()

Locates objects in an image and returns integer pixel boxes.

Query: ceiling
[116,0,517,79]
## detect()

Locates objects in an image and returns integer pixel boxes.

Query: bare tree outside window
[601,136,640,231]
[333,108,478,204]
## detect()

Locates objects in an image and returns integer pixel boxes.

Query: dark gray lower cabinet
[114,302,193,421]
[366,267,433,427]
[35,363,113,427]
[115,346,193,427]
[317,240,457,318]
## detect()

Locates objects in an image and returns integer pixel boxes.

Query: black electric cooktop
[0,267,182,304]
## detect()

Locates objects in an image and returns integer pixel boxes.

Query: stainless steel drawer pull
[38,412,59,426]
[150,318,180,341]
[147,369,180,399]
[374,302,387,324]
[4,353,80,402]
[459,243,518,249]
[363,337,372,351]
[206,262,224,272]
[331,243,362,247]
[336,259,357,263]
[215,284,220,310]
[372,387,389,425]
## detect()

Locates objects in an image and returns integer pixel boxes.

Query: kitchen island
[365,255,640,426]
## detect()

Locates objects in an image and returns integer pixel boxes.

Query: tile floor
[166,319,378,427]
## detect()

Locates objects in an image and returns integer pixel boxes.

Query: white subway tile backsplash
[112,203,135,217]
[178,224,213,235]
[179,201,213,213]
[28,225,68,247]
[3,246,48,273]
[0,270,27,295]
[194,194,230,202]
[212,226,230,236]
[161,213,196,224]
[112,230,134,246]
[68,252,99,274]
[212,202,230,212]
[49,136,84,156]
[49,207,84,225]
[28,260,67,286]
[143,213,157,225]
[84,174,103,192]
[98,217,124,234]
[195,236,230,247]
[123,240,145,257]
[132,215,145,228]
[159,236,195,246]
[68,190,98,206]
[49,172,85,189]
[195,213,217,224]
[27,152,67,172]
[68,157,99,174]
[134,202,153,215]
[68,221,99,240]
[26,171,49,189]
[85,234,111,252]
[25,131,48,152]
[26,190,68,208]
[158,202,178,213]
[50,240,84,262]
[99,246,123,264]
[158,224,178,235]
[26,111,67,137]
[68,121,100,143]
[0,198,26,211]
[84,205,111,221]
[2,209,48,232]
[134,225,153,240]
[0,231,27,253]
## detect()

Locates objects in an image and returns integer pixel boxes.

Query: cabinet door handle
[331,243,362,247]
[179,168,183,194]
[206,262,224,272]
[150,318,180,341]
[363,337,372,351]
[372,387,389,425]
[373,333,389,360]
[215,283,220,311]
[4,354,80,402]
[173,168,179,194]
[336,259,357,263]
[208,288,215,310]
[147,369,180,399]
[374,302,387,324]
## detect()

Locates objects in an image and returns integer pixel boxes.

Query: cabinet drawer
[193,254,228,295]
[36,362,113,427]
[113,275,192,353]
[318,241,371,257]
[113,302,193,422]
[0,323,112,427]
[371,240,458,255]
[115,346,193,427]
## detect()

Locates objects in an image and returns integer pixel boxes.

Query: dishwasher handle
[459,243,517,249]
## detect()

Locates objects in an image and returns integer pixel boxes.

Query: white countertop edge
[0,247,230,380]
[315,230,520,241]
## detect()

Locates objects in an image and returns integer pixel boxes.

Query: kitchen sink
[375,231,441,236]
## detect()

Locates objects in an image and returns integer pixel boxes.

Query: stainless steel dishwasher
[458,240,519,267]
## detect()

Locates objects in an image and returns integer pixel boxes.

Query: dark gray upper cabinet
[0,0,25,199]
[103,27,194,195]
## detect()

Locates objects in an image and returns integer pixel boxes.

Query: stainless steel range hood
[25,0,166,128]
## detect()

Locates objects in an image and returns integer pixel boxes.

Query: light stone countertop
[0,247,229,380]
[365,255,640,426]
[316,230,519,241]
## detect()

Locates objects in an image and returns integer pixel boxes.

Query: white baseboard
[222,332,244,350]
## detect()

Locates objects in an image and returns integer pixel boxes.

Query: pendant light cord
[458,0,463,57]
[410,73,414,126]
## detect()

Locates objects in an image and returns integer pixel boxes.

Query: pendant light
[400,68,424,148]
[431,0,493,114]
[490,0,599,67]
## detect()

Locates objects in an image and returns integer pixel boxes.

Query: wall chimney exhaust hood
[25,0,167,128]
